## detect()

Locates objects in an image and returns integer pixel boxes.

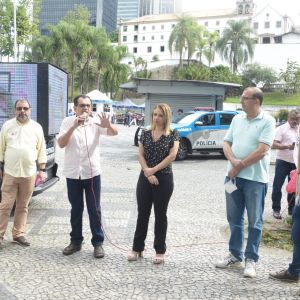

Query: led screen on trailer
[0,63,68,135]
[48,64,68,135]
[0,64,38,128]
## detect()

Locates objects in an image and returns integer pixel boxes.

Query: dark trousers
[133,172,174,254]
[271,159,296,212]
[66,175,104,246]
[289,204,300,277]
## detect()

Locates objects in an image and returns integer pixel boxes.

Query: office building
[39,0,117,35]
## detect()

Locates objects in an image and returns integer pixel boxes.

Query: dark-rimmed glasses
[16,107,30,111]
[78,104,91,108]
[240,96,255,101]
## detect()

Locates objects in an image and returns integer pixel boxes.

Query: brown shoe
[94,245,105,258]
[270,269,300,282]
[13,236,30,247]
[63,243,81,256]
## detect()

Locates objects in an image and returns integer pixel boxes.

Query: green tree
[204,31,219,68]
[16,0,34,60]
[176,64,210,81]
[102,45,129,98]
[109,30,118,43]
[25,34,52,62]
[241,63,278,89]
[216,20,255,73]
[279,61,300,94]
[169,15,200,67]
[209,65,242,84]
[0,0,14,60]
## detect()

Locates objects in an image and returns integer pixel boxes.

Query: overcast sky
[182,0,300,24]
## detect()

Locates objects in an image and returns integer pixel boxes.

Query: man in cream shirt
[0,99,47,247]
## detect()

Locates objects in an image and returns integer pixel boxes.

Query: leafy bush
[276,109,289,121]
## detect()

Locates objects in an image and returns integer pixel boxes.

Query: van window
[220,113,235,125]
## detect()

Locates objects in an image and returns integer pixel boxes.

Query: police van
[134,110,239,160]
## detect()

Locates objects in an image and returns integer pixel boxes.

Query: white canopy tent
[86,89,114,117]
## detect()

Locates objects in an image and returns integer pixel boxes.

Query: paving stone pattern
[0,125,299,299]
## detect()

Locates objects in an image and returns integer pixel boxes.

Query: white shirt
[58,115,107,179]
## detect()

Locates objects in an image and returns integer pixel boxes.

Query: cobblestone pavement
[0,125,299,300]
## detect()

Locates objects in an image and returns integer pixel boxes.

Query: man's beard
[17,114,29,123]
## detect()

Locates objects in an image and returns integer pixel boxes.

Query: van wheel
[176,139,188,161]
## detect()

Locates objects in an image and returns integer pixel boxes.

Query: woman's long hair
[150,103,172,136]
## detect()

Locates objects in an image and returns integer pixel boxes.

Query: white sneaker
[244,259,256,278]
[215,253,243,269]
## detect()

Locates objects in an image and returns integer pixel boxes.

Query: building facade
[119,0,296,70]
[117,0,182,23]
[117,0,139,22]
[39,0,117,35]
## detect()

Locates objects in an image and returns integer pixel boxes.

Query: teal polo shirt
[224,110,276,183]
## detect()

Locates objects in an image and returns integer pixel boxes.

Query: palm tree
[169,15,200,67]
[216,20,255,73]
[102,45,129,98]
[204,31,219,68]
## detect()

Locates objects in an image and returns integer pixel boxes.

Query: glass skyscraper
[117,0,139,22]
[39,0,117,35]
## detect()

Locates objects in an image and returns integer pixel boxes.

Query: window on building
[216,21,219,26]
[262,37,270,44]
[133,47,137,53]
[134,25,138,31]
[274,36,282,43]
[253,22,258,29]
[143,25,146,30]
[152,25,155,30]
[276,21,282,28]
[160,46,165,52]
[161,35,164,40]
[103,104,110,113]
[161,25,164,29]
[245,4,250,14]
[142,36,145,41]
[151,36,154,40]
[92,104,97,112]
[122,36,127,42]
[205,21,208,26]
[238,5,243,14]
[147,47,152,53]
[134,35,138,42]
[264,22,270,29]
[123,26,128,32]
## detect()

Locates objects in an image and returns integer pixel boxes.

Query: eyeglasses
[78,104,91,108]
[16,107,30,111]
[240,96,255,101]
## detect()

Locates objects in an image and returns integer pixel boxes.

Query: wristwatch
[39,169,46,172]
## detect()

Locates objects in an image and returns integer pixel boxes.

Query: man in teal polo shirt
[215,87,275,278]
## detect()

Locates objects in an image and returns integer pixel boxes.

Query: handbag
[286,169,298,194]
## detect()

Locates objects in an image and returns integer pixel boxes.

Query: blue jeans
[66,175,104,247]
[225,177,267,262]
[271,159,296,212]
[289,204,300,277]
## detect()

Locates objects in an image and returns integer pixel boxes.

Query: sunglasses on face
[16,107,30,111]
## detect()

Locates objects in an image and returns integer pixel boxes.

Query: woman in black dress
[128,103,179,264]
